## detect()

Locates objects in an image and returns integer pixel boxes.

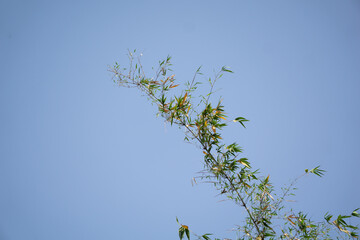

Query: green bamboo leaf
[233,117,249,128]
[179,227,184,240]
[324,213,333,222]
[309,166,326,177]
[221,66,233,73]
[352,208,360,218]
[185,228,190,240]
[201,234,212,240]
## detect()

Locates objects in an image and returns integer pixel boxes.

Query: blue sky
[1,0,359,239]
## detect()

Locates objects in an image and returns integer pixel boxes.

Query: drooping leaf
[237,158,250,168]
[185,228,190,240]
[179,227,184,240]
[233,117,249,128]
[221,66,233,73]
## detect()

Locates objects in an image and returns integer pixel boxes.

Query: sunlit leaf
[237,159,250,168]
[169,84,180,89]
[212,126,216,133]
[185,228,190,239]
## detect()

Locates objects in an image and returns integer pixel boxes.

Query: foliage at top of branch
[110,50,359,240]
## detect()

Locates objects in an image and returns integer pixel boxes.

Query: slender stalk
[224,174,263,239]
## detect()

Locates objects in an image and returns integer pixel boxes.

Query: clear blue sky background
[1,1,359,239]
